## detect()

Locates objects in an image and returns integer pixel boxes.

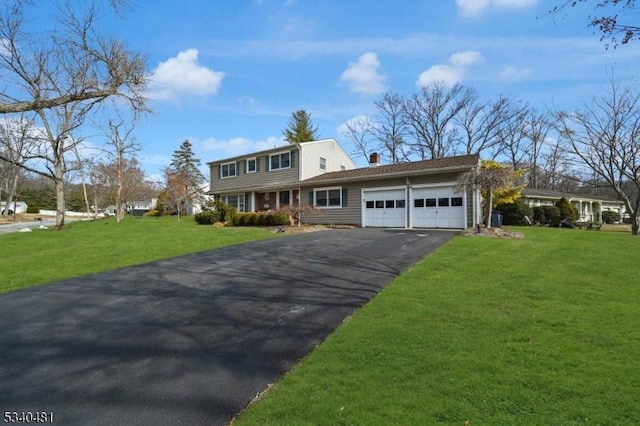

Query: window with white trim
[319,157,326,171]
[246,158,257,173]
[222,194,245,212]
[270,152,291,171]
[220,162,236,178]
[314,187,342,208]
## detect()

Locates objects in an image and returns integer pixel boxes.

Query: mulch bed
[460,226,524,239]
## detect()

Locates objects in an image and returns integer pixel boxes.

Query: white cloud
[200,136,286,158]
[457,0,538,17]
[417,50,483,87]
[450,50,484,67]
[337,115,375,136]
[340,52,386,96]
[149,49,224,100]
[499,66,532,79]
[456,0,490,17]
[493,0,538,7]
[237,95,257,105]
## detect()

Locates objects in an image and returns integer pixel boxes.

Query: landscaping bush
[556,197,577,222]
[26,206,40,214]
[232,212,288,226]
[269,213,288,226]
[213,200,236,223]
[495,201,532,226]
[602,210,621,224]
[532,205,561,226]
[194,209,221,225]
[145,209,162,217]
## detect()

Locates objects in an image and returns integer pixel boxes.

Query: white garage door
[363,188,406,228]
[411,186,465,229]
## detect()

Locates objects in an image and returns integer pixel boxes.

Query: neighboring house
[0,201,28,215]
[208,138,482,229]
[207,138,356,213]
[521,189,626,223]
[126,199,157,217]
[190,183,213,215]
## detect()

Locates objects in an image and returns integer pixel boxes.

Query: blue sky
[98,0,638,179]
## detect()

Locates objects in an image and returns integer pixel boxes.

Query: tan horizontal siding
[210,152,300,193]
[299,184,362,226]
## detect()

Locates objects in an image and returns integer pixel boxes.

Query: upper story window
[220,162,236,178]
[246,158,257,173]
[340,165,346,171]
[320,157,327,171]
[270,151,291,171]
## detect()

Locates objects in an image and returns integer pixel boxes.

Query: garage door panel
[363,189,406,228]
[412,186,465,229]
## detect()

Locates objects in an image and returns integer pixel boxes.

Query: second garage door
[411,186,465,228]
[363,188,407,228]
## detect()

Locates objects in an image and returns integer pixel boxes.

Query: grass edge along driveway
[235,227,640,425]
[0,216,280,293]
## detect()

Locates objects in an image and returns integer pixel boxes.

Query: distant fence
[38,210,94,218]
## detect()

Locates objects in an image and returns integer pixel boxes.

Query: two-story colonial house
[209,139,482,229]
[207,138,356,213]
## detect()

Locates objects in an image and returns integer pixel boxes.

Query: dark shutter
[244,193,250,212]
[290,151,295,168]
[218,165,221,179]
[238,161,243,175]
[256,158,260,172]
[308,191,314,206]
[342,188,348,207]
[265,156,270,171]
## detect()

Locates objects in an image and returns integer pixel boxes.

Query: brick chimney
[369,152,380,167]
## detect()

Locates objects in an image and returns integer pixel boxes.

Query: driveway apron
[0,228,455,425]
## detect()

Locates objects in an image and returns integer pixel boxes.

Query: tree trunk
[54,157,65,229]
[116,150,125,223]
[5,174,19,218]
[82,180,91,218]
[632,211,640,236]
[484,185,493,228]
[55,178,65,228]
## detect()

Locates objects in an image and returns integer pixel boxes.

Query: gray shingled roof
[302,154,480,184]
[522,188,623,203]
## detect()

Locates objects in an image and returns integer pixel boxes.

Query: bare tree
[497,103,530,168]
[94,156,147,217]
[523,108,554,189]
[339,115,375,163]
[102,116,140,222]
[456,94,523,157]
[0,0,149,228]
[373,93,410,163]
[0,1,147,114]
[556,74,640,234]
[549,0,640,48]
[0,116,39,215]
[404,82,475,159]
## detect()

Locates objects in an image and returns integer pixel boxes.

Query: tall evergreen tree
[165,140,205,219]
[283,110,319,143]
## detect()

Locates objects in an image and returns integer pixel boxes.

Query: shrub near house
[495,201,532,225]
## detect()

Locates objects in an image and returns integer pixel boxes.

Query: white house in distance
[0,201,28,215]
[521,189,627,223]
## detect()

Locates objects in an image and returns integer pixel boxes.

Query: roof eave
[300,164,476,186]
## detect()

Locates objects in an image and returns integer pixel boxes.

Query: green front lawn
[236,227,640,425]
[0,216,278,293]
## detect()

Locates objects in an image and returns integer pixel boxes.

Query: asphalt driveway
[0,228,455,425]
